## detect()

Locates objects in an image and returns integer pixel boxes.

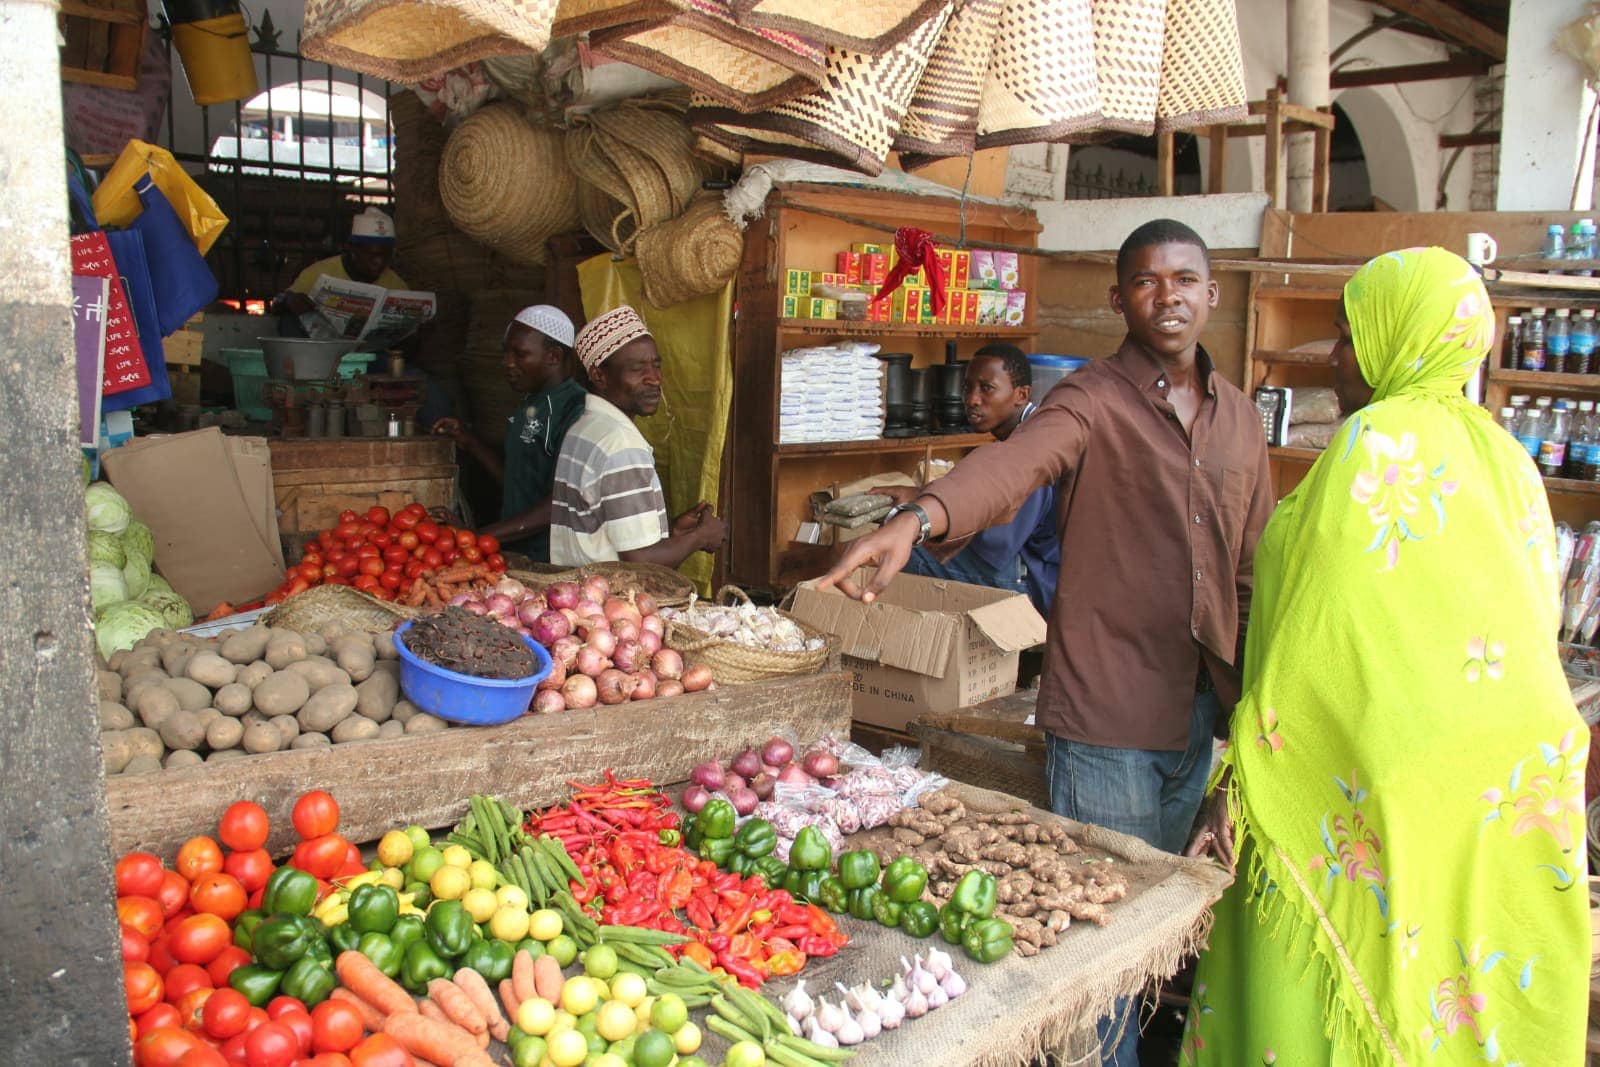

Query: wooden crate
[910,689,1047,808]
[269,438,457,548]
[104,669,852,859]
[59,0,147,90]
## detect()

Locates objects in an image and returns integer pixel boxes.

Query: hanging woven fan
[301,0,558,81]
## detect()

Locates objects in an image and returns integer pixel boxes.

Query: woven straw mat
[688,3,952,177]
[551,0,674,37]
[731,0,949,56]
[566,99,706,254]
[263,584,417,635]
[301,0,557,82]
[975,0,1101,149]
[1093,0,1168,134]
[1154,0,1246,130]
[891,0,1003,161]
[635,194,742,308]
[439,103,579,268]
[592,0,827,114]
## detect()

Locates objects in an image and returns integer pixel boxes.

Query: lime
[591,1055,628,1067]
[672,1020,701,1055]
[586,1031,609,1056]
[490,905,531,942]
[404,824,431,852]
[528,908,563,941]
[632,1029,675,1067]
[607,1036,636,1065]
[547,1028,589,1067]
[609,972,647,1008]
[562,976,600,1016]
[440,844,473,869]
[403,881,432,909]
[517,937,546,960]
[430,864,472,902]
[725,1040,766,1067]
[510,1034,547,1067]
[377,829,414,868]
[677,1059,709,1067]
[581,943,619,980]
[517,997,557,1036]
[596,1000,637,1042]
[649,994,687,1035]
[408,845,444,883]
[548,934,579,967]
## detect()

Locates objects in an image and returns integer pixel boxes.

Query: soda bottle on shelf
[1517,406,1544,460]
[1502,315,1524,370]
[1522,308,1547,371]
[1574,309,1598,374]
[1570,400,1596,479]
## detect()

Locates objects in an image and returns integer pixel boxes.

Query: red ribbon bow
[872,227,948,317]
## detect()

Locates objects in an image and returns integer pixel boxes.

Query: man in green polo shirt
[431,305,586,563]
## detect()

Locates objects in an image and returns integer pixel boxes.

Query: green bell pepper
[938,903,971,945]
[727,852,754,876]
[754,855,789,888]
[358,932,402,978]
[232,910,265,952]
[697,799,736,840]
[252,916,313,971]
[389,914,426,955]
[682,813,701,850]
[788,826,831,871]
[697,836,737,867]
[847,886,881,922]
[401,940,451,993]
[838,850,880,891]
[882,856,929,903]
[950,870,997,918]
[962,916,1015,963]
[295,915,331,963]
[783,867,827,903]
[462,938,515,985]
[228,964,284,1007]
[816,876,849,914]
[424,900,474,959]
[901,901,939,938]
[733,818,777,859]
[328,922,362,956]
[871,895,903,928]
[657,828,681,847]
[282,955,335,1007]
[349,883,400,935]
[261,866,319,917]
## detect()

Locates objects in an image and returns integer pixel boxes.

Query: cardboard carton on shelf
[789,569,1047,731]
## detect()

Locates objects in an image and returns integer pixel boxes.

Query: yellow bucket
[171,13,259,107]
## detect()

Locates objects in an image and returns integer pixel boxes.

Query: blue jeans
[902,545,1029,599]
[1044,690,1220,1067]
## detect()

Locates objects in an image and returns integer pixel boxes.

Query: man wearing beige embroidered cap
[432,305,584,563]
[551,305,727,567]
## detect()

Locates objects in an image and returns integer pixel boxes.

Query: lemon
[517,997,558,1036]
[497,885,530,912]
[724,1041,766,1067]
[490,905,531,942]
[633,996,655,1029]
[461,887,498,923]
[441,844,473,869]
[528,908,563,941]
[673,1021,702,1055]
[469,858,498,890]
[596,1000,636,1042]
[546,1028,589,1067]
[581,943,618,980]
[379,866,405,891]
[550,1009,576,1034]
[561,976,599,1016]
[609,972,647,1008]
[592,1055,629,1067]
[649,994,687,1035]
[429,864,471,901]
[377,829,414,868]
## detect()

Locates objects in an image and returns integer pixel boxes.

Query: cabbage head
[85,482,131,534]
[96,602,167,659]
[121,519,154,565]
[123,552,151,599]
[145,574,174,595]
[139,589,194,630]
[88,530,126,569]
[90,561,129,615]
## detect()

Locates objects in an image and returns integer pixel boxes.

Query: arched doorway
[1331,86,1422,212]
[1328,102,1374,211]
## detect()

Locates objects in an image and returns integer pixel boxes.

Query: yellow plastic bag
[92,140,229,255]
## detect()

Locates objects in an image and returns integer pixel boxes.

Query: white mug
[1466,232,1498,266]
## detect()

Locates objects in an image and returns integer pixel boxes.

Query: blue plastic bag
[127,173,218,336]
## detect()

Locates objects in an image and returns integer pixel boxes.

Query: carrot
[336,951,416,1017]
[452,1052,497,1067]
[498,978,520,1022]
[436,566,478,584]
[453,969,509,1042]
[532,953,564,1004]
[330,988,387,1031]
[418,999,449,1024]
[511,950,536,1005]
[383,1012,479,1066]
[474,1028,489,1050]
[426,979,487,1036]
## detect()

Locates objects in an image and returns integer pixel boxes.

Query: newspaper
[303,275,437,348]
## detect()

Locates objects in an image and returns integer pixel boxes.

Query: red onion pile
[681,735,842,816]
[448,574,715,713]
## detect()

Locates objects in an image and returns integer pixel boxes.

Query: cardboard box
[935,248,955,286]
[970,249,998,290]
[785,268,812,295]
[1004,290,1028,326]
[952,250,970,291]
[782,295,799,319]
[836,252,862,284]
[789,570,1047,729]
[165,329,204,368]
[995,251,1020,290]
[964,290,981,325]
[799,297,837,319]
[865,253,888,286]
[979,290,1006,325]
[851,242,883,255]
[891,285,926,323]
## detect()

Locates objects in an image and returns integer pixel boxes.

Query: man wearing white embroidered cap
[550,305,726,567]
[271,206,408,325]
[432,305,584,563]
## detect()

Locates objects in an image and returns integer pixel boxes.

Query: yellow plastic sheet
[577,255,732,596]
[92,140,229,255]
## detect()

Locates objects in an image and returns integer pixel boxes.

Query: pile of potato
[99,622,451,774]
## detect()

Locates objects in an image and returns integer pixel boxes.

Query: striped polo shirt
[549,394,669,565]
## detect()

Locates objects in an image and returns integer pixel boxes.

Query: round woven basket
[439,102,579,266]
[566,97,705,254]
[665,585,835,684]
[635,195,742,308]
[263,584,418,635]
[509,561,698,609]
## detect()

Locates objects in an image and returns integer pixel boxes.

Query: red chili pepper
[805,904,839,935]
[776,903,811,926]
[795,935,839,958]
[686,897,715,931]
[772,924,812,942]
[662,870,694,910]
[716,950,764,988]
[706,933,730,954]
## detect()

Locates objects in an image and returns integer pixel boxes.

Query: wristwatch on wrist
[883,502,932,546]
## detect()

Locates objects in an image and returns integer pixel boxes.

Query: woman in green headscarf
[1182,247,1588,1066]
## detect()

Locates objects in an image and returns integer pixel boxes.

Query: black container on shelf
[880,352,914,437]
[908,367,934,432]
[935,362,968,432]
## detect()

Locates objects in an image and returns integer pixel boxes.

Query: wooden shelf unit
[725,184,1041,593]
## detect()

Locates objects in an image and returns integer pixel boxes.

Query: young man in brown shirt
[817,219,1272,1066]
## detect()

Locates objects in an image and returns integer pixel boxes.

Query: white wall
[1496,0,1596,210]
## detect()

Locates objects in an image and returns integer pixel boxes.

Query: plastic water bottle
[1573,309,1597,374]
[1502,315,1524,370]
[1581,220,1597,277]
[1498,406,1520,434]
[1542,400,1572,477]
[1570,223,1587,273]
[1570,400,1596,479]
[1545,224,1567,269]
[1518,407,1545,460]
[1522,308,1547,371]
[1549,309,1572,373]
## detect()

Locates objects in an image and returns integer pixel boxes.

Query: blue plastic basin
[393,620,552,725]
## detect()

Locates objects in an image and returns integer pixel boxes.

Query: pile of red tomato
[265,503,506,606]
[118,793,413,1067]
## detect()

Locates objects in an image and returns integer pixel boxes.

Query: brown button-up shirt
[924,339,1273,751]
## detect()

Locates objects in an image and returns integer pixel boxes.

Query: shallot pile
[781,951,966,1048]
[660,599,827,653]
[680,735,842,818]
[447,574,714,712]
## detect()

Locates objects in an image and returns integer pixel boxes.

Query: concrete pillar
[0,0,131,1061]
[1286,0,1330,212]
[1498,0,1598,210]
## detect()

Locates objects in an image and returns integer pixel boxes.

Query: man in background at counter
[816,220,1272,1067]
[869,343,1058,614]
[269,207,407,333]
[550,306,726,567]
[431,305,584,564]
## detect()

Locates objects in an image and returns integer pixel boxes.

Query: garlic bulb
[941,969,968,999]
[857,1008,882,1039]
[879,995,905,1029]
[927,983,948,1010]
[925,946,954,981]
[835,1008,865,1046]
[784,979,815,1022]
[805,1018,841,1048]
[815,996,845,1034]
[903,988,929,1019]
